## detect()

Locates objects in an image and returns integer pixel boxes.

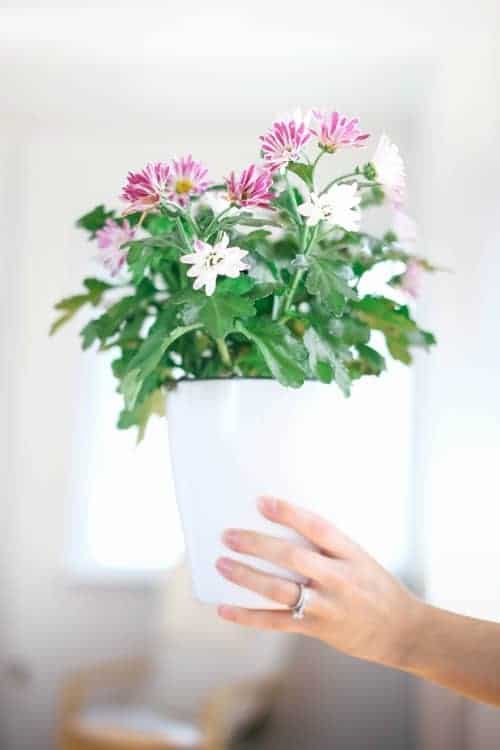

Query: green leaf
[92,296,139,339]
[216,276,255,296]
[50,294,90,335]
[303,324,351,395]
[198,295,256,339]
[120,323,200,409]
[353,296,436,364]
[287,161,314,190]
[117,388,165,443]
[328,316,370,346]
[80,320,101,350]
[355,344,386,375]
[76,205,114,235]
[171,289,256,339]
[83,278,113,300]
[142,214,174,236]
[236,319,308,388]
[50,278,111,335]
[306,250,357,315]
[247,283,284,300]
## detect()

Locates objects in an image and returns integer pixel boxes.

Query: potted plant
[52,110,436,607]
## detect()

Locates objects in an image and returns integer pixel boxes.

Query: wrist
[390,596,432,673]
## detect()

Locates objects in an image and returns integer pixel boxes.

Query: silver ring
[290,583,310,620]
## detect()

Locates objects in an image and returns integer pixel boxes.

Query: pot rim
[171,376,317,385]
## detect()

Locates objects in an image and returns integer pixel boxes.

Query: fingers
[222,528,330,584]
[217,605,304,632]
[216,556,305,607]
[257,496,361,559]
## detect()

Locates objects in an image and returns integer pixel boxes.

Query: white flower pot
[167,376,411,608]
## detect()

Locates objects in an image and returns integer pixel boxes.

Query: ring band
[291,583,309,620]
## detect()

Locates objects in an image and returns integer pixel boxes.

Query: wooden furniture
[59,656,284,750]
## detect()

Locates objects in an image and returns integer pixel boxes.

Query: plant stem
[271,294,281,321]
[312,150,325,170]
[280,224,319,320]
[320,171,361,195]
[216,337,232,369]
[176,217,192,252]
[285,176,303,226]
[203,205,233,240]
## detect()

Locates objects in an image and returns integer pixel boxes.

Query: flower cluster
[52,105,436,438]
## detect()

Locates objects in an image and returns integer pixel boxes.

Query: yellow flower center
[175,178,194,194]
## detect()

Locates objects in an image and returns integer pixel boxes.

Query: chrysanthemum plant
[52,111,436,439]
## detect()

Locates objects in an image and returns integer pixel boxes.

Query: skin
[216,496,500,707]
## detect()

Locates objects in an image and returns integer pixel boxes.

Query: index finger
[257,496,361,559]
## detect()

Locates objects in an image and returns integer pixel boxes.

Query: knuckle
[287,546,307,571]
[305,514,330,541]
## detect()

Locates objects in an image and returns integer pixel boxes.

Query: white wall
[414,34,500,750]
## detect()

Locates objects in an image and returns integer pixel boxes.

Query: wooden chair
[58,655,284,750]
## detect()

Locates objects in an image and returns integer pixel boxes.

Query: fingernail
[218,605,236,620]
[258,496,278,515]
[216,557,234,575]
[222,530,240,548]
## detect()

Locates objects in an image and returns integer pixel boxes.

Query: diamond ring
[290,583,310,620]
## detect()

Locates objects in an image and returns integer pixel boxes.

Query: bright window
[68,351,184,581]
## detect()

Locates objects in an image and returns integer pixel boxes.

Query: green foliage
[50,278,111,334]
[118,388,165,442]
[352,296,436,364]
[287,161,315,190]
[306,248,357,315]
[52,153,438,438]
[303,319,351,394]
[120,323,201,410]
[76,205,114,235]
[236,319,308,388]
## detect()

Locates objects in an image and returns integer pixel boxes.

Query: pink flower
[311,110,370,153]
[400,259,422,299]
[392,209,417,249]
[225,164,274,208]
[372,134,406,206]
[96,219,135,276]
[166,154,211,207]
[259,119,312,172]
[120,162,171,214]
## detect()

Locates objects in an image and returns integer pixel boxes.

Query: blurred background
[1,2,499,748]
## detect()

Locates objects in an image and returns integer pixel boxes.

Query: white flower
[372,134,406,205]
[180,233,249,297]
[298,183,361,231]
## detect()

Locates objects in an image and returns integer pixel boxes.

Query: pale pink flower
[95,219,135,276]
[372,134,406,205]
[259,119,312,172]
[166,154,211,207]
[400,259,422,299]
[225,164,274,209]
[311,110,370,152]
[120,162,171,214]
[392,209,417,249]
[180,233,249,296]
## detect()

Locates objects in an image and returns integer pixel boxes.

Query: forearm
[403,603,500,706]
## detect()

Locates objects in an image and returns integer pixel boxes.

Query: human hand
[216,496,424,670]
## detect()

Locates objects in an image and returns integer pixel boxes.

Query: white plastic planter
[167,376,412,608]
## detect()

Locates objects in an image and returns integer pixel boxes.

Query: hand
[216,496,424,670]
